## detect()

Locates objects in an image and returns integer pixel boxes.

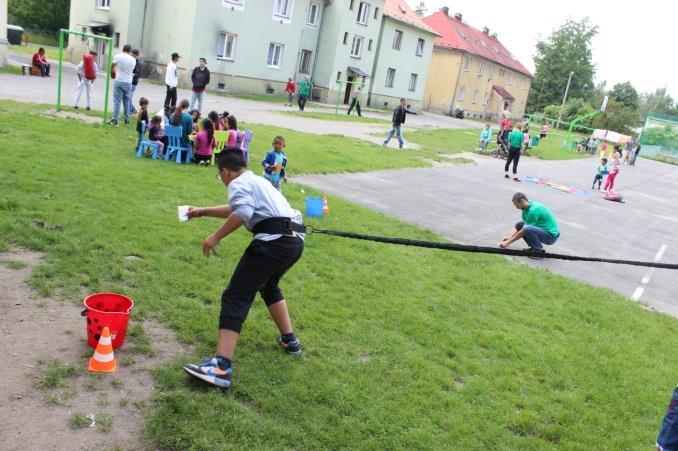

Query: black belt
[252,217,306,235]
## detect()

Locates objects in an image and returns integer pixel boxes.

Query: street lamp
[556,71,574,128]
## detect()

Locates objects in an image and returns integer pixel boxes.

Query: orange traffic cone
[89,326,116,372]
[322,195,329,215]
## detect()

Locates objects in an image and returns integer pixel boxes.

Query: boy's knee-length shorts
[219,235,304,333]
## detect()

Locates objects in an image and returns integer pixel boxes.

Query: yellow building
[422,8,532,120]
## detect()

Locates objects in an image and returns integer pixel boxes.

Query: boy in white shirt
[72,51,98,111]
[164,52,180,109]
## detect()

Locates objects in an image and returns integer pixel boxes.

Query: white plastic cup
[177,205,190,222]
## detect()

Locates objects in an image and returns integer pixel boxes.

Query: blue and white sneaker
[183,357,232,388]
[277,336,302,356]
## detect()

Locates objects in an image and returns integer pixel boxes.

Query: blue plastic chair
[136,121,161,160]
[240,130,253,163]
[164,125,192,164]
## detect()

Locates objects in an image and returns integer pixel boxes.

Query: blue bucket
[305,197,324,217]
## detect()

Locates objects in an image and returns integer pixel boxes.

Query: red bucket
[82,293,134,349]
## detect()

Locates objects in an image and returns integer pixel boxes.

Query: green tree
[610,81,639,110]
[639,87,678,119]
[8,0,70,34]
[591,98,639,135]
[414,2,427,17]
[527,18,598,113]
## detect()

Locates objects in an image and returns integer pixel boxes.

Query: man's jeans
[515,221,558,251]
[384,125,403,148]
[112,81,132,122]
[190,91,204,114]
[298,94,308,111]
[129,83,138,112]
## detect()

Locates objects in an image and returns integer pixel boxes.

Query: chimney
[491,32,497,40]
[483,27,489,34]
[454,12,462,21]
[441,6,449,15]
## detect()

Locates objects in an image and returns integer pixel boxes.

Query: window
[507,73,512,85]
[114,32,120,48]
[515,76,520,88]
[350,36,363,58]
[385,68,395,88]
[349,0,355,10]
[96,0,110,9]
[488,65,495,79]
[343,32,349,44]
[415,38,425,57]
[273,0,293,19]
[299,49,312,73]
[463,54,471,71]
[499,68,505,78]
[393,30,403,50]
[222,0,244,9]
[483,92,489,105]
[307,2,320,25]
[81,27,87,41]
[267,43,283,68]
[357,2,369,25]
[478,62,484,76]
[337,71,342,81]
[472,89,479,104]
[374,7,379,19]
[408,73,418,92]
[217,32,237,60]
[457,86,465,101]
[368,39,373,51]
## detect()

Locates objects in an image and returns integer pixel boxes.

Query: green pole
[103,38,113,124]
[564,111,598,152]
[56,29,64,111]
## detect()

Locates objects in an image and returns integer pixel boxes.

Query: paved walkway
[298,156,678,316]
[3,51,478,146]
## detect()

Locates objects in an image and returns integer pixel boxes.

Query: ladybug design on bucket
[81,293,134,349]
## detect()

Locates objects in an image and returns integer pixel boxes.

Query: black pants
[592,174,603,189]
[505,146,521,174]
[164,85,177,108]
[37,62,50,77]
[347,98,361,116]
[219,236,304,333]
[298,94,308,111]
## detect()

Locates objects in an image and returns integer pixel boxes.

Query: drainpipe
[367,13,385,107]
[449,49,464,115]
[293,26,306,83]
[310,0,329,87]
[139,0,149,50]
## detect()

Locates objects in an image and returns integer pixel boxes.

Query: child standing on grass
[262,136,288,191]
[194,118,216,165]
[284,78,296,107]
[592,158,608,190]
[148,115,165,157]
[135,97,150,151]
[183,148,305,389]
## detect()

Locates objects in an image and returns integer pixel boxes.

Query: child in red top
[194,118,216,165]
[284,78,296,107]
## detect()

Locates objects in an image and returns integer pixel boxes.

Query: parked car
[453,107,465,119]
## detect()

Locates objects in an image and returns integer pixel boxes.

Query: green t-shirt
[509,129,524,148]
[299,80,312,96]
[522,201,559,237]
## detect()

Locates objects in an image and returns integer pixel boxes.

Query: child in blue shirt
[262,135,288,191]
[479,123,492,151]
[592,157,608,190]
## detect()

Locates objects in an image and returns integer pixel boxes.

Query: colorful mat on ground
[524,176,588,196]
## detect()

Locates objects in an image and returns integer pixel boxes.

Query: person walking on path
[164,52,180,109]
[190,57,210,114]
[109,44,136,125]
[504,123,524,181]
[32,48,50,77]
[129,49,141,114]
[182,148,306,389]
[630,143,641,166]
[383,98,416,149]
[297,75,312,111]
[72,51,98,111]
[284,78,296,106]
[499,192,560,257]
[347,86,362,116]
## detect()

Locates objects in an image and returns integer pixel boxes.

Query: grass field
[275,110,391,125]
[10,44,60,61]
[2,100,677,448]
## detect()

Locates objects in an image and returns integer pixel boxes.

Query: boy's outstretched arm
[187,205,232,219]
[202,214,245,257]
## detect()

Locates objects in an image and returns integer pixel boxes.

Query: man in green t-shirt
[297,75,312,111]
[499,192,560,257]
[504,123,524,181]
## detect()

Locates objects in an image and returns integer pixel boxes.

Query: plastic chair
[210,130,229,166]
[240,130,253,163]
[164,125,192,164]
[136,121,161,160]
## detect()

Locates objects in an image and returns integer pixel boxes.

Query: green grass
[0,65,24,75]
[97,413,113,432]
[1,259,28,269]
[275,110,391,125]
[645,154,678,166]
[9,44,59,61]
[37,360,81,389]
[2,100,678,448]
[24,31,60,47]
[226,93,289,104]
[69,412,91,429]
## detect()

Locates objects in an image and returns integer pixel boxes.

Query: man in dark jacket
[383,98,416,149]
[190,57,210,114]
[129,49,141,113]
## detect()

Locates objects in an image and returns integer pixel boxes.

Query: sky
[405,0,678,99]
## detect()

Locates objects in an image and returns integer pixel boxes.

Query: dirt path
[0,250,192,450]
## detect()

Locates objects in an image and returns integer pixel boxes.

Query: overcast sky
[405,0,677,99]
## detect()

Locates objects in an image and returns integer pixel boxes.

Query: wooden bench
[21,64,42,76]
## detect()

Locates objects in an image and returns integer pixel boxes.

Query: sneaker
[504,174,510,179]
[183,357,232,388]
[277,336,302,356]
[86,107,91,111]
[124,119,130,125]
[522,248,545,259]
[199,160,205,165]
[73,106,78,110]
[513,177,521,182]
[109,119,118,126]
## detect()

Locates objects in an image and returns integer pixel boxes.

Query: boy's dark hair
[217,147,248,171]
[38,47,45,53]
[139,97,149,106]
[512,192,528,203]
[151,115,162,124]
[273,135,285,144]
[602,158,608,163]
[122,44,132,53]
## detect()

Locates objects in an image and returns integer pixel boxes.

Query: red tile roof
[422,11,533,78]
[492,84,515,100]
[383,0,439,36]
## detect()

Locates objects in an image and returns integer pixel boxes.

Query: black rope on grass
[306,227,678,270]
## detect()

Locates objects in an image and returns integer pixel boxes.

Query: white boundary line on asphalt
[631,244,668,301]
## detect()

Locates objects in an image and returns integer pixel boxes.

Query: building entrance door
[343,75,354,104]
